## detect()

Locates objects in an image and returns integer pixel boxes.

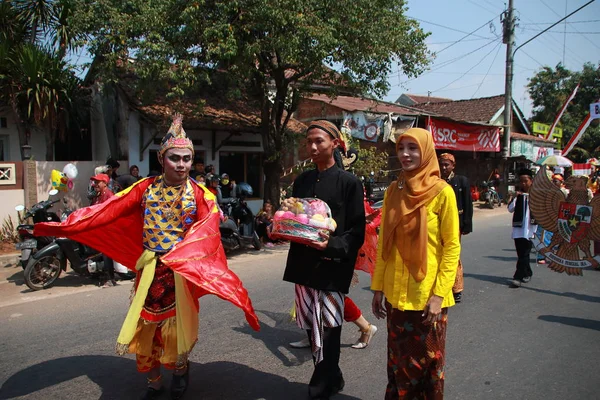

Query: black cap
[106,157,120,169]
[518,168,533,177]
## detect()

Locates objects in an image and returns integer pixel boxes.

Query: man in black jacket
[439,153,473,303]
[283,120,365,400]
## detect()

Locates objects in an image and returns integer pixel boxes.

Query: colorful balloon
[63,163,78,180]
[50,170,69,192]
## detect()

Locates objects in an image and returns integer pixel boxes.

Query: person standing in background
[507,169,537,288]
[438,153,472,303]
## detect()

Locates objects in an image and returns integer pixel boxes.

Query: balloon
[67,180,74,190]
[63,163,78,180]
[50,170,68,192]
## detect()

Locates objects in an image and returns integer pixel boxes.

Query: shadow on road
[464,272,511,286]
[232,309,313,367]
[538,315,600,332]
[0,355,361,400]
[484,255,517,262]
[520,286,600,304]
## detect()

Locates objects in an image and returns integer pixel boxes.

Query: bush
[0,216,19,243]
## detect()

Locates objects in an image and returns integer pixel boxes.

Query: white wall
[0,189,25,227]
[90,84,111,162]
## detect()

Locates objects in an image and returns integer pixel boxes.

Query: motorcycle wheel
[252,231,262,250]
[24,255,63,291]
[487,198,494,209]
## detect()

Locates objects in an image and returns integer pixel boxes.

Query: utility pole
[501,0,515,160]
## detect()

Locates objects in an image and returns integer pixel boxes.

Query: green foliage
[0,0,85,160]
[527,62,600,162]
[75,0,431,201]
[344,137,389,179]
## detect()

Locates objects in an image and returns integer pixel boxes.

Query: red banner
[427,117,500,152]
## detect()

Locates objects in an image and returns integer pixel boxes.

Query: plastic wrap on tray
[270,198,337,245]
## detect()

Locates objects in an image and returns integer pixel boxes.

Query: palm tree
[0,0,83,160]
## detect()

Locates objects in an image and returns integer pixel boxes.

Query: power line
[483,0,504,12]
[521,27,600,34]
[432,41,502,93]
[435,82,483,93]
[408,16,495,40]
[428,38,493,45]
[515,10,589,65]
[395,38,500,83]
[521,19,600,24]
[519,49,545,68]
[467,0,500,16]
[537,0,600,50]
[423,71,506,76]
[431,39,500,71]
[472,42,503,98]
[435,15,501,54]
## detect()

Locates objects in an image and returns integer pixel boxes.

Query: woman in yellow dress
[371,128,460,399]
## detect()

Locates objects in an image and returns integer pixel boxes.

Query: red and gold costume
[35,116,259,372]
[354,196,381,276]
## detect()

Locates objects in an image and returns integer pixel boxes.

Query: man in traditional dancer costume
[35,115,259,400]
[439,153,472,303]
[283,120,365,399]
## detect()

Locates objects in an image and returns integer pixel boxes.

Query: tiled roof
[511,132,555,144]
[116,70,306,134]
[306,93,418,114]
[404,94,452,104]
[412,94,506,123]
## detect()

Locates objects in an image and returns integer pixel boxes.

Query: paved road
[0,207,598,400]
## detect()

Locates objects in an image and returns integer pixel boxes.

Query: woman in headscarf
[371,128,460,400]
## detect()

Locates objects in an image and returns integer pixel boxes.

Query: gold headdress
[159,113,194,159]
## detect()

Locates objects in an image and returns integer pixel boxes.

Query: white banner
[591,102,600,120]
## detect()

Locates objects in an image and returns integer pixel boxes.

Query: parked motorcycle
[481,181,501,208]
[22,196,135,291]
[220,182,261,251]
[24,236,136,291]
[14,190,62,268]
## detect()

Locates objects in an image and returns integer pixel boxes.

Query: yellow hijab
[382,128,448,282]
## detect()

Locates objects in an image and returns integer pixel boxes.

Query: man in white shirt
[508,169,537,287]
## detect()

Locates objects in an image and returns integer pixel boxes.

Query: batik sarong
[385,302,448,400]
[294,284,344,364]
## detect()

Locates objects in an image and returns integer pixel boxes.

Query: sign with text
[591,102,600,120]
[532,122,563,139]
[427,118,500,152]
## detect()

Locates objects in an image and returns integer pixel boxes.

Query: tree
[76,0,430,204]
[0,0,84,160]
[527,62,600,162]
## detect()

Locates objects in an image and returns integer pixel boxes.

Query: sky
[65,0,599,119]
[384,0,600,119]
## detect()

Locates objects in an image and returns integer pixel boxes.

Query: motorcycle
[481,181,501,208]
[220,182,262,252]
[14,189,62,268]
[22,197,135,291]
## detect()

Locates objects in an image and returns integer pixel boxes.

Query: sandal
[351,324,377,349]
[171,363,190,400]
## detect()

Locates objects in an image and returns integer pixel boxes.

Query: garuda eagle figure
[529,166,600,275]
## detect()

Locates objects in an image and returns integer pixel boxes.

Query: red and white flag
[572,163,592,176]
[562,114,592,156]
[545,83,580,140]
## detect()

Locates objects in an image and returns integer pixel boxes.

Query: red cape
[35,177,260,331]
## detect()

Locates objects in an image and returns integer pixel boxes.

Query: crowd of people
[42,114,542,400]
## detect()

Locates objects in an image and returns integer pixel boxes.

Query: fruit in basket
[275,211,286,219]
[297,213,309,224]
[282,211,295,219]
